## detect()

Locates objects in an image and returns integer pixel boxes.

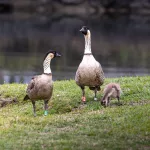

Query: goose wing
[26,76,38,93]
[96,62,105,84]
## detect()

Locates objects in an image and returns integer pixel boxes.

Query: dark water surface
[0,10,150,83]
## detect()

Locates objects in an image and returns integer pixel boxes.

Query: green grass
[0,76,150,150]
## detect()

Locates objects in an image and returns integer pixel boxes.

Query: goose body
[24,51,61,116]
[76,55,104,87]
[75,26,104,103]
[26,74,53,100]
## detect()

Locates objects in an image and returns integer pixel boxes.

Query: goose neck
[84,30,92,54]
[43,57,52,74]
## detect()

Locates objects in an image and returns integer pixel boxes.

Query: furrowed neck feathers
[84,30,92,54]
[43,56,52,74]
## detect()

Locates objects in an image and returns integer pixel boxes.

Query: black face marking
[43,50,61,60]
[80,26,89,35]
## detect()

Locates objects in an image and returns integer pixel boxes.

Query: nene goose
[24,51,61,116]
[101,83,121,107]
[75,26,104,103]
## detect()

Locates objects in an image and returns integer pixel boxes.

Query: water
[0,6,150,83]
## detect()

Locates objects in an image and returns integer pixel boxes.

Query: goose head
[101,97,110,107]
[80,26,90,35]
[44,50,61,60]
[80,26,92,54]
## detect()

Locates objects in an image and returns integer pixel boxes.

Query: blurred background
[0,0,150,83]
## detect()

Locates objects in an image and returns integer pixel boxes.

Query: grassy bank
[0,76,150,150]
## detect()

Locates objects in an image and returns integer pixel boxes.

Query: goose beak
[79,28,84,32]
[56,52,61,57]
[79,28,87,35]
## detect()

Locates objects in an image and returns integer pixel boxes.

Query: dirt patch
[0,97,18,108]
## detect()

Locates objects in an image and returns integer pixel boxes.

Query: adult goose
[75,26,104,103]
[24,51,61,116]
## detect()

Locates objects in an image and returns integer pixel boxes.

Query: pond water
[0,9,150,83]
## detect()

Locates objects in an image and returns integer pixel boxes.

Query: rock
[0,97,18,108]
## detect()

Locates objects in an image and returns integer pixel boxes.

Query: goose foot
[82,96,86,104]
[44,110,48,116]
[94,97,97,101]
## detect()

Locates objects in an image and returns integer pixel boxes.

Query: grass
[0,76,150,150]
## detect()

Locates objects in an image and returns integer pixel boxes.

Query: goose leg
[107,97,110,107]
[94,88,97,101]
[105,99,108,107]
[117,96,121,105]
[44,100,49,116]
[32,101,36,117]
[117,96,120,103]
[81,86,86,103]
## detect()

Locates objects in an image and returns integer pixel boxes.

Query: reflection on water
[0,7,150,83]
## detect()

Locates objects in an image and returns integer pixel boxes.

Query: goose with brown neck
[75,26,105,103]
[24,51,61,116]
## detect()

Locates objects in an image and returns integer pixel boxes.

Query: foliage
[0,76,150,150]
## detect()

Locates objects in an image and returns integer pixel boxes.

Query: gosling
[101,83,121,107]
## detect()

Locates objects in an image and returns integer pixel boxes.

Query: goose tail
[23,95,30,101]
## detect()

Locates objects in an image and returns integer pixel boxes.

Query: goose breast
[27,74,53,100]
[75,55,104,86]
